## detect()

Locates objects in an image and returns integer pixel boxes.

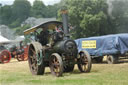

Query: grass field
[0,58,128,85]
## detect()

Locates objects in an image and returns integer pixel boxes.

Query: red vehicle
[16,45,29,61]
[10,41,29,61]
[0,50,11,63]
[0,41,29,63]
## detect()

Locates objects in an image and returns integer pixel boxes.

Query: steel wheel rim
[51,56,61,76]
[50,53,63,77]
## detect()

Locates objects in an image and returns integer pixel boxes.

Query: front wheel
[77,50,92,73]
[50,53,63,77]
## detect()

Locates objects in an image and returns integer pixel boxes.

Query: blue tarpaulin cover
[75,33,128,57]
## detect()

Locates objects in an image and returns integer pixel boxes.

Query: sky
[0,0,61,5]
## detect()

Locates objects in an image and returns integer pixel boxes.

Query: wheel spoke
[56,69,59,76]
[30,48,35,54]
[55,65,60,76]
[31,63,37,71]
[53,58,56,63]
[83,64,86,71]
[30,48,37,72]
[30,56,33,58]
[31,63,35,68]
[55,68,58,73]
[31,56,35,62]
[84,59,88,64]
[3,56,8,60]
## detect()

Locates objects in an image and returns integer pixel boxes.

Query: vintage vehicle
[75,33,128,64]
[9,41,28,61]
[24,9,92,77]
[0,37,12,63]
[0,41,28,63]
[0,45,11,63]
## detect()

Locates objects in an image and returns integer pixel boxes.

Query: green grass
[0,59,128,85]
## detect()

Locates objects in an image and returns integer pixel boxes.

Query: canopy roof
[24,21,62,35]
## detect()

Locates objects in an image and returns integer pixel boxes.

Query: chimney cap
[61,6,68,14]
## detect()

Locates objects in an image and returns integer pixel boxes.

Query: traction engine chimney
[61,8,69,38]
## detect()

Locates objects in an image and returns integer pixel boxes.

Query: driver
[54,25,64,41]
[37,28,49,46]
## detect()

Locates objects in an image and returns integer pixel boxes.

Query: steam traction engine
[24,9,92,77]
[9,41,28,61]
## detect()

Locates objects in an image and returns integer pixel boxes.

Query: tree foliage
[59,0,113,38]
[0,5,12,25]
[10,0,31,27]
[31,0,46,18]
[0,0,128,36]
[111,0,128,33]
[0,0,59,35]
[46,4,59,18]
[58,0,128,39]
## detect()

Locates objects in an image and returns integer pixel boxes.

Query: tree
[10,0,31,27]
[0,5,12,25]
[111,0,128,33]
[31,0,47,18]
[46,4,58,18]
[58,0,114,39]
[0,3,2,7]
[14,24,31,35]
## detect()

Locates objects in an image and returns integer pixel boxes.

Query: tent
[0,35,10,43]
[15,35,25,41]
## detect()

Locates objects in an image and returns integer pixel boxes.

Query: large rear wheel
[28,42,45,75]
[77,50,92,72]
[50,53,63,77]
